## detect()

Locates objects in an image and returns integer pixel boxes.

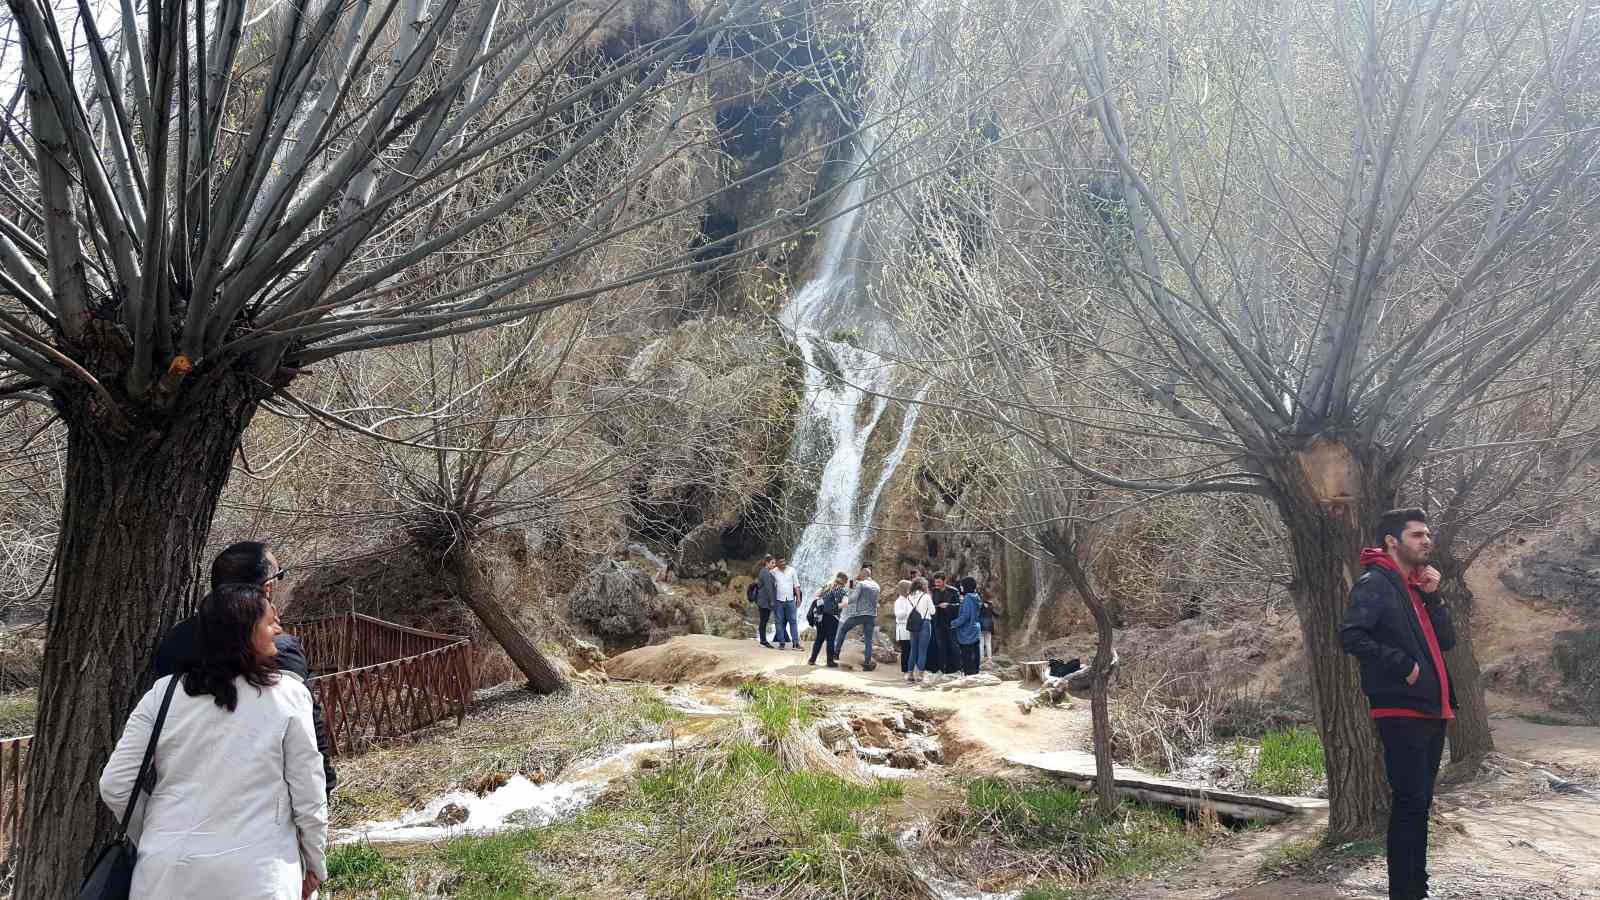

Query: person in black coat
[1340,508,1457,900]
[153,541,338,796]
[929,573,963,677]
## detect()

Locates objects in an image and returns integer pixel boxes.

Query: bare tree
[0,0,939,889]
[873,0,1600,841]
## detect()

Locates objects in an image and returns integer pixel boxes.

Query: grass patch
[324,843,398,892]
[933,778,1207,890]
[1261,829,1384,876]
[442,829,554,899]
[0,691,36,737]
[1248,727,1325,795]
[739,681,819,743]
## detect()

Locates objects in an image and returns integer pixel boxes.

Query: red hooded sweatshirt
[1358,548,1453,720]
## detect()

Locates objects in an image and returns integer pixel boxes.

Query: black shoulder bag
[77,675,182,900]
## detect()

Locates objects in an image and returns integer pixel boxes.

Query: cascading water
[779,140,923,621]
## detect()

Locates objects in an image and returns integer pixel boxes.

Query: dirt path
[605,634,1094,771]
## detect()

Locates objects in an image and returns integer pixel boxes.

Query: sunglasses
[264,566,291,584]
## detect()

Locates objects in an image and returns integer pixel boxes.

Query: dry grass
[330,682,673,828]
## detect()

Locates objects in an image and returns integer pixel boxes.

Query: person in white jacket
[100,582,328,900]
[893,580,915,682]
[903,578,936,683]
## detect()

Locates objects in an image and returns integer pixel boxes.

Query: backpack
[746,582,759,604]
[807,602,822,628]
[907,595,927,634]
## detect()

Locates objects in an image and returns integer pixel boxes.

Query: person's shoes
[792,645,803,651]
[826,661,839,668]
[760,642,774,648]
[808,659,817,666]
[861,662,876,672]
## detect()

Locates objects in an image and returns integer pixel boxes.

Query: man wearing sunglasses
[152,541,338,796]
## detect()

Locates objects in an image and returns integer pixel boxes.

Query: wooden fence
[289,613,476,756]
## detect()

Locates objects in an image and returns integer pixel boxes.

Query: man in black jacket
[153,541,338,796]
[1340,508,1457,900]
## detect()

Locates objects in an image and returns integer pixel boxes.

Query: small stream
[336,685,1014,900]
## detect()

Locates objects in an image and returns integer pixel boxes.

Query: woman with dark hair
[100,583,328,899]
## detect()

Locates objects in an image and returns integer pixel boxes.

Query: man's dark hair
[211,540,274,588]
[959,576,978,593]
[1376,508,1428,548]
[933,571,947,582]
[184,583,280,711]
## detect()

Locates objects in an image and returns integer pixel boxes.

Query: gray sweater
[843,579,880,620]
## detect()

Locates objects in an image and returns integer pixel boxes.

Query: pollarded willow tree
[881,0,1600,842]
[1062,0,1600,838]
[0,0,912,891]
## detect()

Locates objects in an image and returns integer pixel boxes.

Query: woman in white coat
[100,583,328,900]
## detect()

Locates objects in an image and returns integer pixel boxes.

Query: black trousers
[1376,717,1447,900]
[757,607,771,643]
[899,640,911,673]
[933,627,960,673]
[809,617,839,664]
[958,641,980,676]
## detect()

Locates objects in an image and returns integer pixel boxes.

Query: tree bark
[1436,559,1493,765]
[1051,539,1117,816]
[1274,439,1392,842]
[442,542,569,694]
[12,379,260,899]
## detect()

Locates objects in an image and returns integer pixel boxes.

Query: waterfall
[779,145,922,619]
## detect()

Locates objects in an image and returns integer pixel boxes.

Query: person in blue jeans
[769,556,802,649]
[833,567,881,671]
[905,577,935,683]
[950,576,983,676]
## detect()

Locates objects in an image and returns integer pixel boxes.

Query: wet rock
[471,772,510,796]
[435,803,470,826]
[850,717,895,748]
[888,749,926,770]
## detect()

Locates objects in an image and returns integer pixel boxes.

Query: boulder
[675,523,725,579]
[569,561,676,653]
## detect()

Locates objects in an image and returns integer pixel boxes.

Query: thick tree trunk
[442,542,569,693]
[12,381,259,899]
[1436,560,1493,765]
[1275,438,1392,842]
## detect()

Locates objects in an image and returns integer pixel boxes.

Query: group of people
[100,541,331,900]
[747,556,999,682]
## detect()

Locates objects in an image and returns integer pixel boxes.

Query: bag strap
[115,675,182,839]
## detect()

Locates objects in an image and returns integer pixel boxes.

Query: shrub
[1553,628,1600,724]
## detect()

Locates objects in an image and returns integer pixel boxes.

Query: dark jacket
[1339,564,1458,717]
[814,586,845,622]
[978,599,997,633]
[755,568,777,610]
[931,587,961,628]
[153,618,339,794]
